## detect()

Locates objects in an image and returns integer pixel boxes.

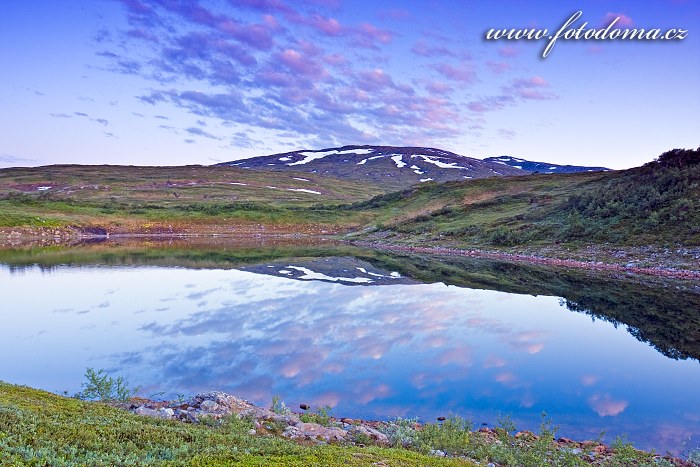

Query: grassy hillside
[1,148,698,253]
[351,148,700,248]
[0,165,381,234]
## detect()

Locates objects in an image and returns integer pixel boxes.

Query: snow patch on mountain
[415,155,466,169]
[357,155,384,165]
[391,155,406,168]
[287,188,321,194]
[288,148,375,166]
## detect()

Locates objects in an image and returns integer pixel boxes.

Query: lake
[1,239,699,454]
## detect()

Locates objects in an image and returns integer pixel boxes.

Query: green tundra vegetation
[0,381,474,466]
[0,381,683,466]
[0,148,698,251]
[350,147,700,248]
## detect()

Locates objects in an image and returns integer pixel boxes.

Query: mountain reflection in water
[1,240,698,454]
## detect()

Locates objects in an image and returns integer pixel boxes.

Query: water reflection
[1,242,699,453]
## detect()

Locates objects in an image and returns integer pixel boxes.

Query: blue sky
[1,0,698,169]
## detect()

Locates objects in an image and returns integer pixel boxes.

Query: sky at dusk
[1,0,698,169]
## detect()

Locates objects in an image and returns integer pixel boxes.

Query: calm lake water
[1,240,699,454]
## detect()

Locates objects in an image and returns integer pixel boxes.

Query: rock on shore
[126,391,388,445]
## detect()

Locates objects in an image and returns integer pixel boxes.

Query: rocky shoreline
[354,242,700,280]
[123,391,694,466]
[2,229,698,281]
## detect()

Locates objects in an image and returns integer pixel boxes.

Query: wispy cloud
[0,153,44,166]
[589,394,629,417]
[97,0,561,150]
[468,76,557,113]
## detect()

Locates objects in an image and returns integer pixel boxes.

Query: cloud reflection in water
[2,264,700,453]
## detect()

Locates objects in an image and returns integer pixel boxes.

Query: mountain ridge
[483,156,611,174]
[217,145,613,189]
[216,145,527,190]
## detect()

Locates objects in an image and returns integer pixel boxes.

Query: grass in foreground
[3,380,695,466]
[0,381,472,466]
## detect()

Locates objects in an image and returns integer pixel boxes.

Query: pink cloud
[434,345,472,366]
[483,355,507,368]
[588,394,629,416]
[520,393,535,408]
[313,391,341,407]
[261,14,280,29]
[434,63,477,84]
[277,49,326,78]
[601,12,634,28]
[411,372,430,389]
[514,76,548,87]
[357,384,392,404]
[323,53,348,67]
[338,86,372,103]
[495,371,518,387]
[525,343,544,354]
[308,14,344,36]
[423,335,447,348]
[507,330,548,353]
[422,106,459,129]
[425,81,453,95]
[219,19,275,50]
[357,68,395,91]
[412,40,457,58]
[468,101,490,113]
[581,375,599,387]
[486,61,510,74]
[498,45,520,58]
[353,23,394,48]
[505,76,557,101]
[256,70,297,88]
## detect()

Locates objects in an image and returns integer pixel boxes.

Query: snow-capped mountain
[483,156,611,174]
[217,145,527,189]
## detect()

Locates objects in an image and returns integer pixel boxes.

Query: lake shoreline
[354,241,700,280]
[120,389,694,465]
[4,380,696,466]
[2,228,698,280]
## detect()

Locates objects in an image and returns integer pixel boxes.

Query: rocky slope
[217,145,527,190]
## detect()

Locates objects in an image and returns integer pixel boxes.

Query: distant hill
[217,145,527,190]
[351,147,700,247]
[483,156,611,174]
